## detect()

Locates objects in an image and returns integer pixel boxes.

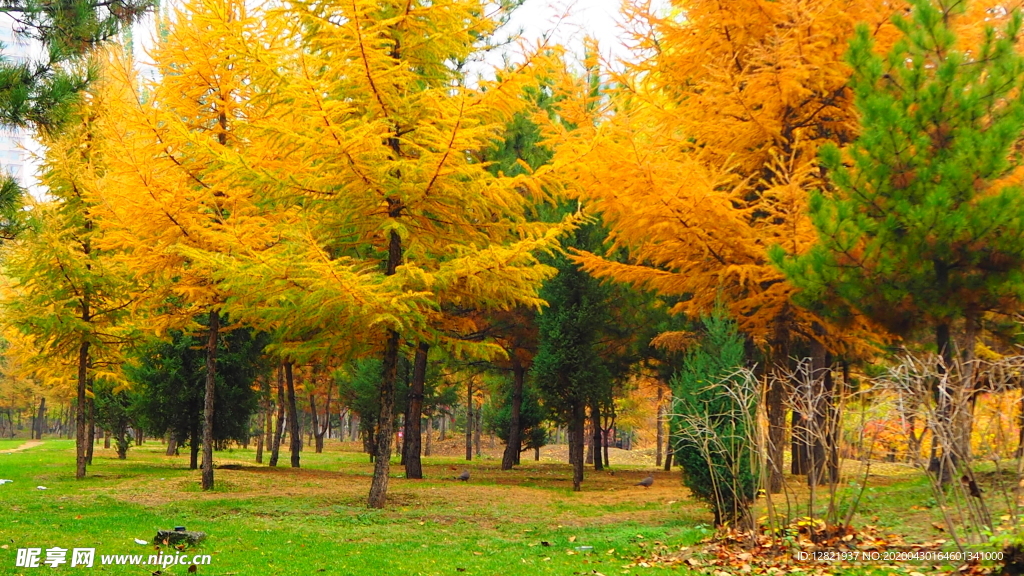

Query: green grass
[0,440,709,575]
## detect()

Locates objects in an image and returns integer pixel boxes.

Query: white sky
[499,0,666,66]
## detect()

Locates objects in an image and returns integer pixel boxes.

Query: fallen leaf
[188,565,197,574]
[569,536,577,543]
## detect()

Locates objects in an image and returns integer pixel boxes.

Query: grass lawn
[1,439,1013,575]
[0,439,712,575]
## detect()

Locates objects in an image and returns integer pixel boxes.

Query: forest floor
[0,439,1013,575]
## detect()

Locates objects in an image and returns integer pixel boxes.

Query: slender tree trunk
[656,386,663,467]
[263,382,273,461]
[75,342,90,479]
[424,413,432,457]
[166,434,177,456]
[315,385,331,454]
[34,397,46,440]
[270,365,285,467]
[190,416,200,470]
[367,328,401,507]
[104,429,110,449]
[86,397,94,465]
[405,342,429,479]
[591,401,603,471]
[439,413,446,441]
[201,310,220,491]
[255,427,264,464]
[465,379,474,461]
[310,393,320,454]
[767,311,791,494]
[804,334,837,485]
[502,356,525,471]
[285,362,300,468]
[366,197,405,507]
[663,449,672,471]
[569,401,585,491]
[474,405,482,458]
[957,311,979,462]
[256,377,269,464]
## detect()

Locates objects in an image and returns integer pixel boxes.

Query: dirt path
[0,440,42,453]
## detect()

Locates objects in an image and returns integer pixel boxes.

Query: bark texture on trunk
[502,356,525,470]
[655,386,663,468]
[201,310,220,491]
[367,211,403,508]
[285,362,300,468]
[590,402,603,471]
[34,397,46,440]
[405,342,429,479]
[465,379,474,461]
[367,328,400,508]
[269,365,284,467]
[569,401,585,491]
[75,342,90,480]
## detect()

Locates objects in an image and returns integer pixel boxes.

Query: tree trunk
[956,311,979,462]
[270,366,285,467]
[75,342,91,479]
[767,311,791,494]
[474,405,482,458]
[591,401,603,471]
[115,429,128,459]
[255,426,264,464]
[405,342,429,479]
[309,393,321,454]
[166,434,178,456]
[366,212,404,508]
[465,379,474,461]
[264,376,274,452]
[502,356,525,471]
[424,413,432,457]
[664,449,672,470]
[285,362,301,468]
[569,401,585,491]
[315,385,331,453]
[656,386,663,467]
[367,327,401,508]
[34,397,46,440]
[190,416,200,469]
[86,397,94,465]
[200,310,220,490]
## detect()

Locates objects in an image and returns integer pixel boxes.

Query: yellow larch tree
[85,0,570,507]
[545,0,905,491]
[181,0,572,508]
[0,75,141,479]
[80,2,324,490]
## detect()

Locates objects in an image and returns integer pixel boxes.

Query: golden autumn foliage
[546,0,910,355]
[66,0,573,503]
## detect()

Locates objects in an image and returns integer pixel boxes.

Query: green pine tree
[774,0,1024,375]
[0,0,152,233]
[670,309,756,528]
